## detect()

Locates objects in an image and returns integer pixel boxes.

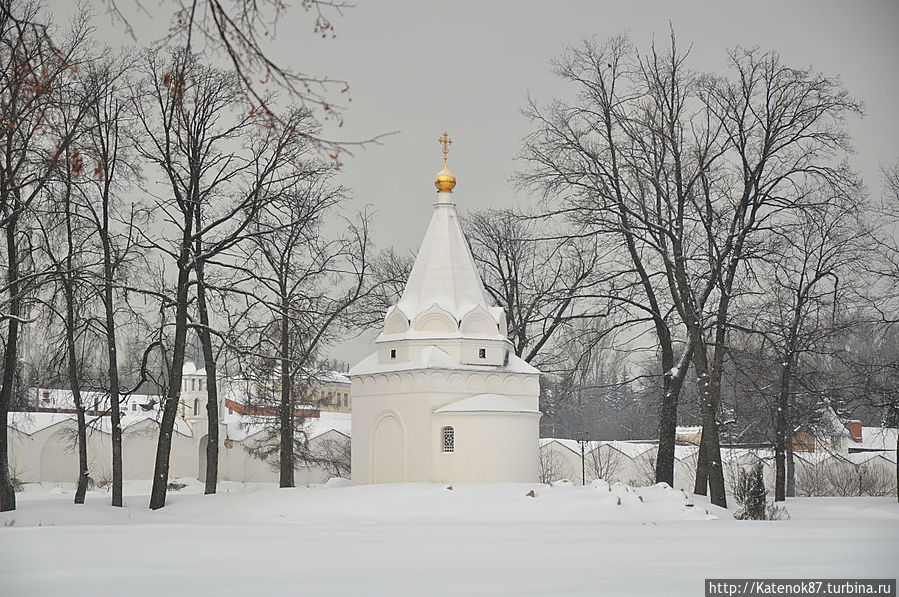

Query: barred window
[442,426,454,453]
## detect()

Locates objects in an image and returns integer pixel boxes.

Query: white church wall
[538,441,581,483]
[352,367,540,485]
[8,419,344,487]
[352,384,434,483]
[38,426,79,483]
[8,427,39,484]
[431,412,539,483]
[219,437,278,484]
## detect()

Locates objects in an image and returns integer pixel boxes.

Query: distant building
[314,371,352,414]
[675,426,702,446]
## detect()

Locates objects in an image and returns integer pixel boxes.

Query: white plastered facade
[350,173,542,484]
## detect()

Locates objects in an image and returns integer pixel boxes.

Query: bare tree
[731,191,869,501]
[37,126,98,505]
[538,444,566,484]
[133,50,323,509]
[308,431,351,480]
[106,1,352,123]
[463,208,619,370]
[689,47,861,506]
[0,1,90,510]
[360,247,414,331]
[231,170,372,487]
[519,35,704,492]
[521,33,861,509]
[77,54,144,506]
[586,442,623,482]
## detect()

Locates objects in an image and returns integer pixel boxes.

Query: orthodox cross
[438,132,452,166]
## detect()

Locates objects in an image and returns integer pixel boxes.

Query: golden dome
[435,166,456,192]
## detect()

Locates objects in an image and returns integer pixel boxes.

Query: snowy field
[1,479,897,597]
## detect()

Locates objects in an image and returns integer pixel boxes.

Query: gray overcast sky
[46,0,899,362]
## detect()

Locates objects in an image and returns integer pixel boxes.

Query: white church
[349,134,542,484]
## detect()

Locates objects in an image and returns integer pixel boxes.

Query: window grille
[442,426,454,453]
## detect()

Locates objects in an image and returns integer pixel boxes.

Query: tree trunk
[655,346,692,487]
[279,309,294,488]
[692,342,727,508]
[60,179,90,505]
[101,226,123,507]
[149,255,192,510]
[774,357,791,502]
[0,212,19,512]
[64,279,90,505]
[195,262,219,495]
[786,437,796,498]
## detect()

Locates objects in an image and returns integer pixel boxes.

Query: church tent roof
[394,192,497,325]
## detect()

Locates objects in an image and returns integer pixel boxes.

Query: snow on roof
[7,412,73,435]
[350,345,538,377]
[844,451,896,466]
[813,406,852,438]
[223,411,351,443]
[8,409,192,437]
[31,388,160,412]
[182,362,207,376]
[394,194,497,324]
[434,394,540,414]
[719,447,774,463]
[856,427,898,453]
[605,441,655,459]
[675,426,702,434]
[314,370,351,385]
[540,438,655,458]
[541,438,582,454]
[793,451,849,465]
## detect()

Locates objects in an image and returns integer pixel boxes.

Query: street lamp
[574,431,590,486]
[856,463,868,496]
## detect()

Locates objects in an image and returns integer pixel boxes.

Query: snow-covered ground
[1,480,896,596]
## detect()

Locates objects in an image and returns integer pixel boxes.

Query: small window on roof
[478,348,486,359]
[442,426,454,453]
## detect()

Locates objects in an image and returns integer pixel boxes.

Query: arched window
[442,426,454,453]
[193,398,199,416]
